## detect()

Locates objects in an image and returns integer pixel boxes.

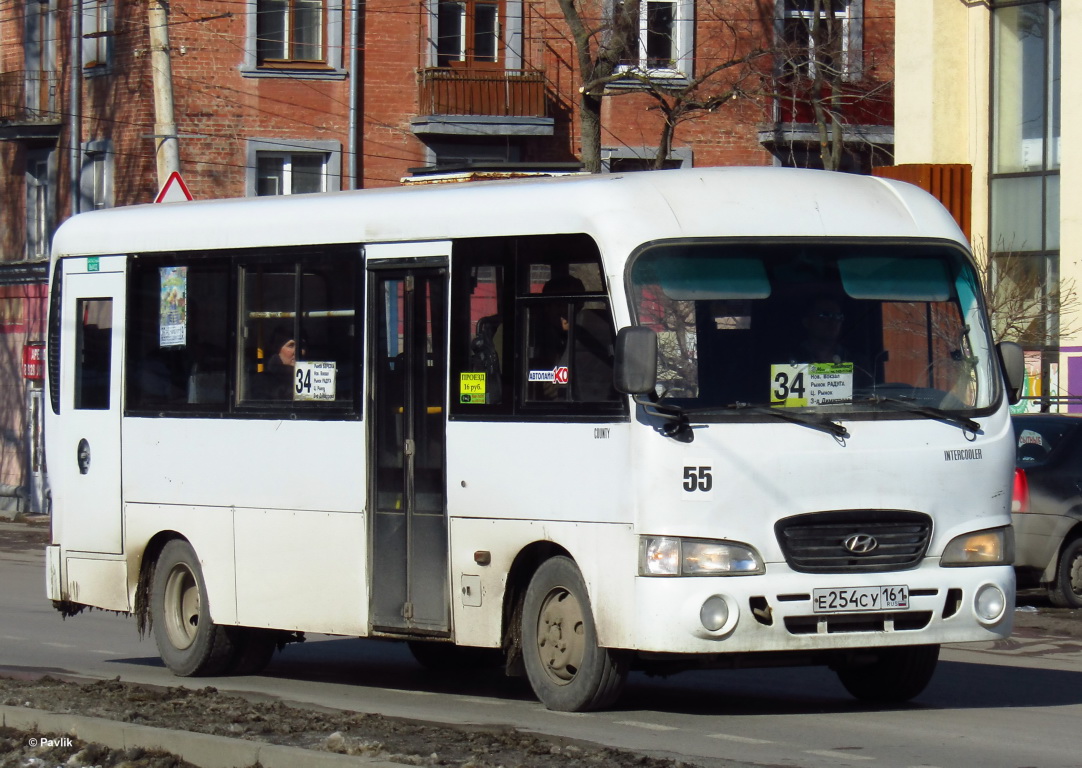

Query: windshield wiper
[722,402,849,438]
[633,396,849,440]
[853,395,980,433]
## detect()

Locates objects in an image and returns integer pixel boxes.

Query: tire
[1048,537,1082,609]
[407,640,502,671]
[151,539,237,677]
[521,556,628,712]
[835,644,940,704]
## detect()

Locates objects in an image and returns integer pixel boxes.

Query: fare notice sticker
[460,372,486,404]
[770,362,853,407]
[294,361,336,401]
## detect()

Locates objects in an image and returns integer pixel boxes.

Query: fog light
[700,595,729,632]
[974,584,1006,622]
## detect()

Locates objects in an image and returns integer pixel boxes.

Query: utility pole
[148,0,180,186]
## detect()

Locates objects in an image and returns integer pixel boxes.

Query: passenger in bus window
[260,326,296,399]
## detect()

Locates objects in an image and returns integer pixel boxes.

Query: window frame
[82,0,114,73]
[775,0,863,84]
[79,139,113,212]
[26,149,56,260]
[244,0,345,78]
[435,0,504,68]
[449,235,629,423]
[612,0,694,82]
[245,139,342,196]
[989,0,1060,365]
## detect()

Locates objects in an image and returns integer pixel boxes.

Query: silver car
[1012,413,1082,607]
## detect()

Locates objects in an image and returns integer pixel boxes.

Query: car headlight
[640,536,764,576]
[941,527,1014,567]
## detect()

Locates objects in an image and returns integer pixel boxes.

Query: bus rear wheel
[151,539,236,676]
[521,556,628,712]
[835,644,940,703]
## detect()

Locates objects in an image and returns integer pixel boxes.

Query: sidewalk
[1,705,410,768]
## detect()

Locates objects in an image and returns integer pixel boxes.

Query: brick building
[0,0,893,511]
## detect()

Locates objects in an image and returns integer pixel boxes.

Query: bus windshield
[628,240,999,417]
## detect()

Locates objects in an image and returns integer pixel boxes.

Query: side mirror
[614,326,658,395]
[997,341,1025,405]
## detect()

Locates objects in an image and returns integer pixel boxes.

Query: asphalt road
[4,521,1082,768]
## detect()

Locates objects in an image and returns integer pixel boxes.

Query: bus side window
[127,260,229,411]
[75,298,113,410]
[238,256,357,408]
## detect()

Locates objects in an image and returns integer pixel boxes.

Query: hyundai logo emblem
[844,534,878,554]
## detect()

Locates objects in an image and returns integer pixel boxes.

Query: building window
[82,0,113,71]
[436,0,501,67]
[80,140,113,211]
[778,0,858,82]
[990,1,1060,352]
[615,0,693,76]
[245,0,343,76]
[26,150,55,260]
[257,153,327,195]
[246,140,342,195]
[258,0,323,64]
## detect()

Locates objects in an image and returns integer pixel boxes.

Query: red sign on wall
[23,343,45,380]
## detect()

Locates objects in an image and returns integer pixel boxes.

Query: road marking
[806,749,875,761]
[613,720,678,731]
[41,642,76,649]
[708,733,773,745]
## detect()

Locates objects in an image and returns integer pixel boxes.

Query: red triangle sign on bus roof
[155,171,193,203]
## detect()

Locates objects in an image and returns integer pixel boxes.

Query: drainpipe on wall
[347,0,360,190]
[148,0,180,185]
[69,0,82,215]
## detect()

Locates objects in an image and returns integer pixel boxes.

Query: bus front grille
[775,510,932,573]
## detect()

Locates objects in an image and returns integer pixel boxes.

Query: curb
[1,704,409,768]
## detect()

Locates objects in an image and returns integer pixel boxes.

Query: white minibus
[44,167,1024,711]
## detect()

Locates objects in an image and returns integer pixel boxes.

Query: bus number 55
[683,466,713,493]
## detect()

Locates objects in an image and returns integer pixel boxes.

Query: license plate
[812,585,909,613]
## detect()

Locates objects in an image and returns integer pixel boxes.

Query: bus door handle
[77,438,91,475]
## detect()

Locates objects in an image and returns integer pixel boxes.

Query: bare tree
[555,0,638,173]
[554,0,768,172]
[973,239,1079,347]
[764,0,893,172]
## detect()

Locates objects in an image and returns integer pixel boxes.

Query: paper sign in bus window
[159,266,188,347]
[294,361,336,401]
[771,362,853,407]
[460,372,487,404]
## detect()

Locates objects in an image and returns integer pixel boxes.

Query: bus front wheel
[151,539,236,676]
[521,556,628,712]
[835,644,940,703]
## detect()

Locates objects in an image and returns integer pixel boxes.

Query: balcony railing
[418,68,547,118]
[0,70,61,124]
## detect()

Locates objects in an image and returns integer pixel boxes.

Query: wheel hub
[537,587,586,684]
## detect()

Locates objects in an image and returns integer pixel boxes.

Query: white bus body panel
[122,417,367,633]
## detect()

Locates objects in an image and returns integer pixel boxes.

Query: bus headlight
[640,537,764,576]
[941,527,1014,567]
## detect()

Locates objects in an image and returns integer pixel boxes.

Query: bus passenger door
[56,259,125,554]
[368,250,450,635]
